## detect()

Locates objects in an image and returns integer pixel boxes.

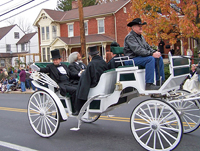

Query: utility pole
[77,0,87,64]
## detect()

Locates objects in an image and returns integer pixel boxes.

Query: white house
[0,24,39,69]
[16,32,39,65]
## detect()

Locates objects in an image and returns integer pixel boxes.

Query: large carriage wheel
[27,90,60,137]
[169,89,200,133]
[130,99,183,151]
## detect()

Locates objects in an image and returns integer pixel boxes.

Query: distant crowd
[0,65,36,93]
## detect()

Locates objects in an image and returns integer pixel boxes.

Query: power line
[0,0,49,23]
[0,0,35,17]
[0,0,14,7]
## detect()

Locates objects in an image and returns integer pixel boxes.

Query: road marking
[0,107,198,126]
[0,141,38,151]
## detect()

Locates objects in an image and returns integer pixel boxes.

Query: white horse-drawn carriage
[27,48,200,151]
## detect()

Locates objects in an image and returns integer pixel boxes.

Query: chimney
[72,1,78,9]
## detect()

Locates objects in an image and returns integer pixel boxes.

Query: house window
[84,21,88,35]
[47,47,50,62]
[52,25,57,39]
[42,48,46,62]
[46,26,49,40]
[0,59,5,67]
[41,27,45,40]
[14,32,19,39]
[68,24,74,37]
[97,18,105,34]
[21,44,25,51]
[6,44,11,52]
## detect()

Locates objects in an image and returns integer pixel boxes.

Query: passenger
[183,64,198,92]
[30,49,77,111]
[68,52,87,85]
[123,18,165,90]
[73,46,108,115]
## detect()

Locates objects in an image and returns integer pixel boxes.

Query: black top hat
[111,41,120,47]
[51,49,61,59]
[127,18,147,27]
[89,46,99,56]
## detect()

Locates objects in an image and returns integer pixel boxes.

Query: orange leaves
[129,0,200,45]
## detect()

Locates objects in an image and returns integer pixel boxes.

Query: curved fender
[32,81,68,120]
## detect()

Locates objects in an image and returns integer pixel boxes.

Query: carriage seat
[87,70,117,99]
[110,47,145,69]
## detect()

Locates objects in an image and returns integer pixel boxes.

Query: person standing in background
[158,39,165,58]
[19,67,26,92]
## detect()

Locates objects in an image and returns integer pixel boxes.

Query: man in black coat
[68,52,87,85]
[73,46,108,115]
[34,49,77,111]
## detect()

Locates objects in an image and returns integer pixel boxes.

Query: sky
[0,0,57,28]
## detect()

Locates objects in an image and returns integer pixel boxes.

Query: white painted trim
[0,141,38,151]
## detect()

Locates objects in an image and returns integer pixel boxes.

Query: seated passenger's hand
[152,51,161,58]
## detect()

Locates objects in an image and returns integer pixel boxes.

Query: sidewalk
[5,89,34,94]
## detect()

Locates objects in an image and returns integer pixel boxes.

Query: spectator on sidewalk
[6,77,16,92]
[0,78,7,93]
[19,67,26,92]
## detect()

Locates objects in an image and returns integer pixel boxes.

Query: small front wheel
[130,99,183,151]
[27,90,60,137]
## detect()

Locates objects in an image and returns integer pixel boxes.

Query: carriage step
[70,127,80,131]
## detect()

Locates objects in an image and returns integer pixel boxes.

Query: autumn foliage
[128,0,200,46]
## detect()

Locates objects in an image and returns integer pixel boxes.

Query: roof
[43,0,130,22]
[0,25,16,40]
[57,34,114,45]
[16,32,37,44]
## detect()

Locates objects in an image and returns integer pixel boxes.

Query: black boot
[146,83,160,90]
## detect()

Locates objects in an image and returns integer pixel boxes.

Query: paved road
[0,93,200,151]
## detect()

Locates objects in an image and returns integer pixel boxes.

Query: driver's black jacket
[123,30,156,58]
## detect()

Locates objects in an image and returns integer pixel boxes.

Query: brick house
[33,0,131,62]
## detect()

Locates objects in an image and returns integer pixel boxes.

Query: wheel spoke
[158,130,172,146]
[147,104,154,120]
[44,117,53,133]
[160,127,178,140]
[133,120,149,126]
[157,131,164,150]
[135,126,150,132]
[135,113,151,124]
[33,95,41,109]
[160,119,178,126]
[145,130,154,145]
[185,112,200,118]
[184,114,198,124]
[153,131,156,149]
[182,116,192,129]
[139,107,152,122]
[139,129,151,139]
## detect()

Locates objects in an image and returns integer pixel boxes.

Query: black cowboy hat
[127,18,147,27]
[88,46,99,56]
[51,49,61,59]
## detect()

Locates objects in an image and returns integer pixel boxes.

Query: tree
[57,0,97,11]
[128,0,200,47]
[6,17,34,33]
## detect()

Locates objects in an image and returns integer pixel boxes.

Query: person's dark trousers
[75,99,87,113]
[64,84,77,112]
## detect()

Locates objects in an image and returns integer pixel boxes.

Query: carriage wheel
[169,89,200,133]
[81,113,101,123]
[27,90,60,138]
[130,99,183,151]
